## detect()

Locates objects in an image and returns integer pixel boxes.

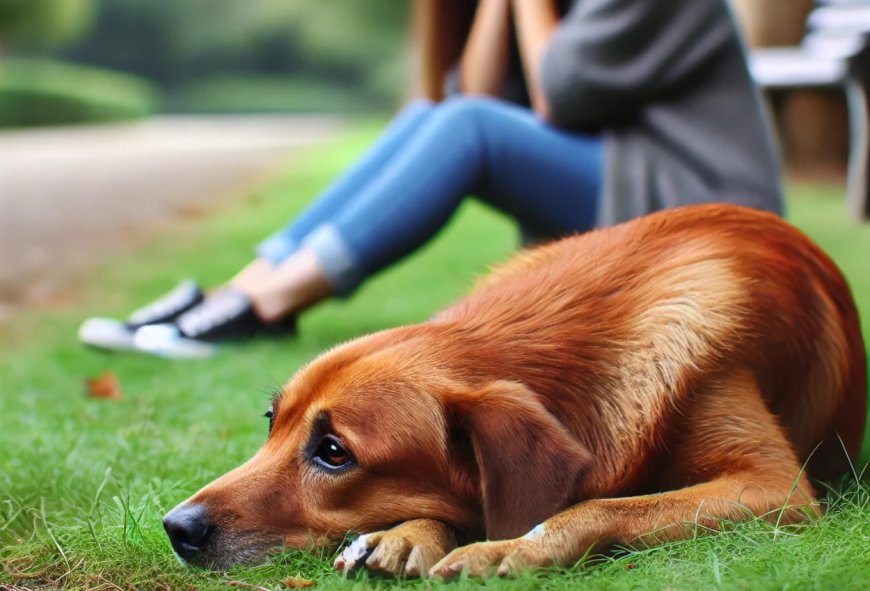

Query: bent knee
[433,96,510,125]
[426,96,528,157]
[402,97,437,117]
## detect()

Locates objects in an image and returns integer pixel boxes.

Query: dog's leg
[334,518,457,577]
[430,370,819,579]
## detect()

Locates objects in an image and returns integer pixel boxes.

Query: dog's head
[163,328,590,569]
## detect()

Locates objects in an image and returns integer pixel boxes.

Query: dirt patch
[0,115,342,325]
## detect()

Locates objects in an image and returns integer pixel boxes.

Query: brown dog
[163,204,866,578]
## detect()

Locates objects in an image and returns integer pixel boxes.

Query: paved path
[0,115,343,322]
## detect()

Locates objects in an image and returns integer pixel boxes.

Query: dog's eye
[312,435,354,470]
[263,408,274,433]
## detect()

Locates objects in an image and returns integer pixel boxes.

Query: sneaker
[176,288,266,341]
[78,317,140,352]
[126,279,204,329]
[132,288,296,359]
[78,279,204,352]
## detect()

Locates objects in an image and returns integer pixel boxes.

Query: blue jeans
[257,96,603,294]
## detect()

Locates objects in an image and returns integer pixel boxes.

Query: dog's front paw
[428,535,558,580]
[334,519,457,578]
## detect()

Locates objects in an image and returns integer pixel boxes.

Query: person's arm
[539,0,734,128]
[459,0,512,96]
[412,0,476,101]
[511,0,560,117]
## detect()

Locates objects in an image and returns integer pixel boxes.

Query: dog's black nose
[163,503,214,561]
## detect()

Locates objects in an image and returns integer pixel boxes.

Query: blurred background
[0,0,854,323]
[733,0,849,180]
[0,1,844,161]
[0,0,411,322]
[0,0,410,122]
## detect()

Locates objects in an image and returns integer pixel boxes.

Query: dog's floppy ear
[447,380,591,540]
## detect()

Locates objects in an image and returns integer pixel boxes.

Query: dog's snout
[163,503,214,561]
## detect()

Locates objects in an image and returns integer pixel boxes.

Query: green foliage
[0,58,156,127]
[0,125,868,589]
[165,75,382,115]
[61,0,410,109]
[278,0,410,98]
[0,0,97,49]
[0,0,28,32]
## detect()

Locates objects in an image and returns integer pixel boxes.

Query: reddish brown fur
[167,204,866,575]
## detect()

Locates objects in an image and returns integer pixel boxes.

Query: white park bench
[750,0,870,220]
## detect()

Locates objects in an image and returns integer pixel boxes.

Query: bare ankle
[230,249,334,322]
[247,293,292,323]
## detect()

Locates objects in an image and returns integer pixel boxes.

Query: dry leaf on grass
[284,575,316,588]
[84,372,124,400]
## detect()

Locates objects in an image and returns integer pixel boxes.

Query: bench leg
[844,78,870,220]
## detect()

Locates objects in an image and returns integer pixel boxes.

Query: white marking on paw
[340,533,372,567]
[523,523,546,540]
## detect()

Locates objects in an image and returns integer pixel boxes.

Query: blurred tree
[281,0,411,97]
[0,0,97,51]
[59,0,410,103]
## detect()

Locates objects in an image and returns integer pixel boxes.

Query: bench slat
[751,48,847,87]
[745,1,870,219]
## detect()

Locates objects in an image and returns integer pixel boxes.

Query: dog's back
[436,204,866,482]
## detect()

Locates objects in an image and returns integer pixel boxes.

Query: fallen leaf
[84,372,124,401]
[284,575,316,588]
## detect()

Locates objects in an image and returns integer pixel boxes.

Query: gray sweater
[539,0,783,225]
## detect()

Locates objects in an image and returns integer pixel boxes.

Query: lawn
[1,124,869,591]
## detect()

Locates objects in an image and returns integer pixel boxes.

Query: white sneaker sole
[79,318,138,352]
[133,324,217,359]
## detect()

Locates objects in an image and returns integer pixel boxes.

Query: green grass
[1,124,869,590]
[0,58,156,128]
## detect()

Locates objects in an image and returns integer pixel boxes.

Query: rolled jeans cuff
[256,232,297,266]
[301,224,362,296]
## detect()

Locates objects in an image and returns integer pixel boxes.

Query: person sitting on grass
[80,0,783,358]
